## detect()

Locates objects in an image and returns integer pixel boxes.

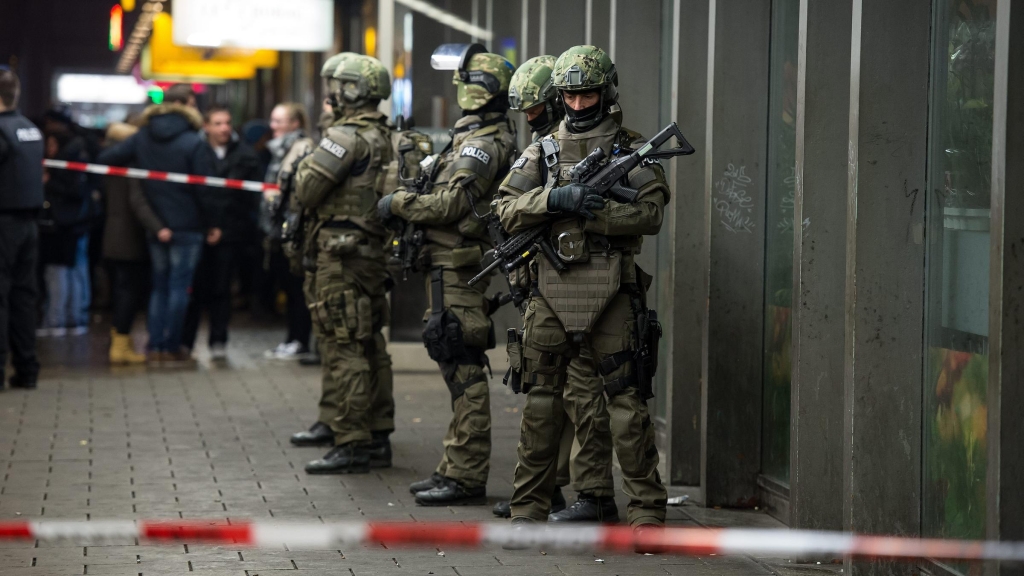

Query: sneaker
[264,340,307,360]
[35,328,53,337]
[209,343,227,360]
[51,327,68,337]
[70,326,89,336]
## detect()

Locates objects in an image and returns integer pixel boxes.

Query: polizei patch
[319,138,347,159]
[16,127,42,142]
[511,157,528,170]
[460,146,491,165]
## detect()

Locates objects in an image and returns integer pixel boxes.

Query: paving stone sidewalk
[0,324,821,576]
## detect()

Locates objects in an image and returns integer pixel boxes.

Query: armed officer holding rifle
[494,45,693,536]
[490,55,618,523]
[377,44,517,506]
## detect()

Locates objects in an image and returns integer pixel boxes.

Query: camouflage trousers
[423,265,493,490]
[510,292,666,526]
[305,247,395,446]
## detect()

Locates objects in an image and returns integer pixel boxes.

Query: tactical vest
[382,128,433,196]
[0,112,44,212]
[534,124,647,334]
[317,117,393,234]
[424,117,515,251]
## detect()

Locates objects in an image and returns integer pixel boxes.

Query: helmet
[509,55,563,135]
[508,55,557,112]
[551,45,618,131]
[320,52,354,79]
[454,52,514,111]
[331,54,392,108]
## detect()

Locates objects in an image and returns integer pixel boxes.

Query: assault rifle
[468,121,695,287]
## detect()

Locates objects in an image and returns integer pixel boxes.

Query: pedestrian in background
[182,104,261,360]
[97,84,221,367]
[0,69,43,390]
[262,102,314,361]
[101,121,161,365]
[37,130,91,337]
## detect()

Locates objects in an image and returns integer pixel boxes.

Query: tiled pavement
[0,323,831,576]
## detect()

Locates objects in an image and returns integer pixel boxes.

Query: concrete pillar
[987,2,1024,576]
[701,0,771,507]
[788,0,851,533]
[659,0,708,487]
[842,0,930,573]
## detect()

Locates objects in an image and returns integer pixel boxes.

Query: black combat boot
[633,523,667,554]
[414,476,486,506]
[9,373,37,390]
[501,517,538,550]
[304,443,370,474]
[492,486,566,518]
[408,472,444,494]
[290,422,334,446]
[547,493,619,523]
[366,431,392,468]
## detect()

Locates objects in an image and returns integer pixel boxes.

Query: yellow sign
[145,13,278,80]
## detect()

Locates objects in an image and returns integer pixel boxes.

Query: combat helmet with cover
[331,54,392,112]
[551,45,618,132]
[508,55,563,136]
[430,43,515,112]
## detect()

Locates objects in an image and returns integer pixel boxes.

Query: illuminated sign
[172,0,334,52]
[109,5,123,51]
[56,74,150,104]
[145,13,277,81]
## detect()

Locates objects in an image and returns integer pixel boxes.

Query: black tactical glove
[547,183,605,220]
[377,194,399,228]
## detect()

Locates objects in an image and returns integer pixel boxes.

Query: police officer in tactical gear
[378,44,517,506]
[492,55,618,522]
[292,54,397,474]
[0,69,43,391]
[289,52,358,448]
[497,45,668,535]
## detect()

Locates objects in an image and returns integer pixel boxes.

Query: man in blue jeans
[98,85,221,366]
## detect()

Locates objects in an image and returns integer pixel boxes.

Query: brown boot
[163,349,197,368]
[109,330,146,365]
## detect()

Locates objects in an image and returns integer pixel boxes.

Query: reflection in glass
[923,0,996,553]
[760,0,799,485]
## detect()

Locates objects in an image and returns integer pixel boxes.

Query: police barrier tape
[1,520,1023,560]
[42,159,279,193]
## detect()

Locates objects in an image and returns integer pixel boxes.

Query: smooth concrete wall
[843,0,929,573]
[789,0,850,533]
[701,0,771,507]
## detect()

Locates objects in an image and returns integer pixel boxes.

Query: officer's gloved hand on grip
[547,183,605,220]
[377,194,400,230]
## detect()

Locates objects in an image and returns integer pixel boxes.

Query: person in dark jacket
[182,105,262,360]
[0,69,43,390]
[101,122,163,365]
[97,84,221,366]
[38,131,91,336]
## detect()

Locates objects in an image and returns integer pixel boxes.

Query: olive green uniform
[498,115,668,526]
[389,112,517,489]
[294,109,396,446]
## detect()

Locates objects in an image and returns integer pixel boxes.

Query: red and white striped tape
[42,159,279,193]
[0,520,1022,560]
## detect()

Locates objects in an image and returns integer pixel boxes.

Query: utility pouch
[451,245,484,269]
[422,268,468,363]
[320,229,361,256]
[355,295,373,341]
[551,220,589,263]
[503,328,524,394]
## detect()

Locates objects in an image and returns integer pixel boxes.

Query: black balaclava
[562,91,605,133]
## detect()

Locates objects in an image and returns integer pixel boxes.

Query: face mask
[527,106,552,133]
[563,94,604,132]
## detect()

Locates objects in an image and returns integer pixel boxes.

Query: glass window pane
[760,0,800,485]
[923,0,996,549]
